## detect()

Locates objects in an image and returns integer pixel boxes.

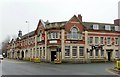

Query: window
[95,37,99,44]
[95,49,99,56]
[79,47,84,56]
[43,47,45,58]
[93,24,99,30]
[101,50,104,56]
[89,37,93,44]
[107,37,111,45]
[116,50,119,58]
[100,37,104,44]
[105,25,111,30]
[72,46,77,56]
[40,47,42,58]
[115,26,119,31]
[115,38,119,45]
[90,50,93,56]
[51,32,59,39]
[40,30,42,41]
[65,46,70,56]
[71,27,78,39]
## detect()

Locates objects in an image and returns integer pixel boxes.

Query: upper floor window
[93,24,99,30]
[115,38,119,45]
[107,37,111,45]
[71,27,78,39]
[100,37,104,44]
[48,32,59,39]
[115,26,119,31]
[89,37,93,44]
[40,30,42,41]
[95,37,99,44]
[67,26,82,40]
[105,25,111,30]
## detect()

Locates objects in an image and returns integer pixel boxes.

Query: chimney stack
[114,19,120,26]
[18,30,22,38]
[78,14,82,22]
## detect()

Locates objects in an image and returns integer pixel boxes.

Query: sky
[0,0,120,44]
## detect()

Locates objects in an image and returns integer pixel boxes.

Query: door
[51,51,56,61]
[108,52,111,61]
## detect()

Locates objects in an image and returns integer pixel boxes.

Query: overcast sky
[0,0,120,44]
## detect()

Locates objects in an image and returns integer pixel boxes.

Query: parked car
[0,55,3,60]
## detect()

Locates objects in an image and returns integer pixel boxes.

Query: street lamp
[26,21,29,58]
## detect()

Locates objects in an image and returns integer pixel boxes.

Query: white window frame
[65,46,70,57]
[105,25,111,30]
[101,50,104,57]
[115,37,119,45]
[95,37,99,45]
[89,37,93,44]
[72,46,77,57]
[107,37,111,45]
[100,37,104,44]
[116,50,119,58]
[79,47,84,56]
[49,32,60,39]
[93,24,99,30]
[115,26,119,31]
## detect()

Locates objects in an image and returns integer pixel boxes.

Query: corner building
[7,15,120,63]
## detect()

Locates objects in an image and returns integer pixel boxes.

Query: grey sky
[0,0,120,44]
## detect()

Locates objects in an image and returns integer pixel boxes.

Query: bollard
[116,61,120,70]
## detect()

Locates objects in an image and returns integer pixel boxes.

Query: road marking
[105,68,119,75]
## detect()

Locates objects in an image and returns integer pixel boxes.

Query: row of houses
[7,14,120,63]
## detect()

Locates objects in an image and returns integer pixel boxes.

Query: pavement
[1,58,120,75]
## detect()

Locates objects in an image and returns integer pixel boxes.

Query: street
[1,59,119,75]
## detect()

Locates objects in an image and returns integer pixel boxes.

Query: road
[1,59,119,75]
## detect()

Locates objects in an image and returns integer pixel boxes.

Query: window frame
[65,46,70,57]
[72,46,77,57]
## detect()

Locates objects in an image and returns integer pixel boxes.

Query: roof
[21,31,35,40]
[82,22,120,32]
[45,21,67,29]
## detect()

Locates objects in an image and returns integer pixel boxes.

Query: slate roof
[82,22,120,32]
[20,31,35,40]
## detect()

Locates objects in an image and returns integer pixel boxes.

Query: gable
[65,15,84,32]
[35,20,45,36]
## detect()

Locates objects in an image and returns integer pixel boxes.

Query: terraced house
[7,14,120,63]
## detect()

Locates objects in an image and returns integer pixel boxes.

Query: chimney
[114,19,120,26]
[18,30,22,38]
[78,14,82,22]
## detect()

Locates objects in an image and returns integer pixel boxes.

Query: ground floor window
[40,47,42,58]
[65,46,70,56]
[79,47,84,56]
[116,50,119,58]
[43,47,45,58]
[90,50,93,56]
[95,49,99,56]
[36,48,39,58]
[101,50,104,56]
[72,46,77,57]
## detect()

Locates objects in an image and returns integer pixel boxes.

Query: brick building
[7,15,120,63]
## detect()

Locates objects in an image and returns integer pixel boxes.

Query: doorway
[108,52,111,61]
[51,51,56,61]
[21,51,24,60]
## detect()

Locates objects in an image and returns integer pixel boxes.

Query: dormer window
[105,25,111,30]
[115,26,119,31]
[93,24,99,30]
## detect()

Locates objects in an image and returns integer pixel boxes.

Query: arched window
[71,27,78,39]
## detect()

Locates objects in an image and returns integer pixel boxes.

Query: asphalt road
[1,59,119,75]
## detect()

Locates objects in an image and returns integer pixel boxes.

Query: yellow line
[105,68,119,75]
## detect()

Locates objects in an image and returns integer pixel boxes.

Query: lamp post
[26,21,29,59]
